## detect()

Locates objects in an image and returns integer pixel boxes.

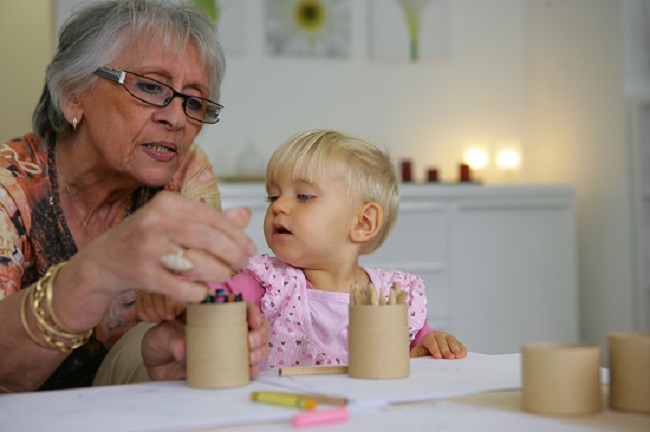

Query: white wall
[200,0,528,183]
[0,0,52,139]
[2,0,647,357]
[623,0,650,97]
[525,0,648,356]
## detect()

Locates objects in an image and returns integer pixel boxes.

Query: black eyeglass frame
[95,67,223,124]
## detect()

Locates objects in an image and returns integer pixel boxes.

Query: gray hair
[33,0,225,138]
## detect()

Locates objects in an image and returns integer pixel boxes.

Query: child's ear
[350,202,383,244]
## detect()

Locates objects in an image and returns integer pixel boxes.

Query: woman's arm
[0,288,74,392]
[1,193,256,392]
[0,200,78,391]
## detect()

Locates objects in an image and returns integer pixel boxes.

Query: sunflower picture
[265,0,351,58]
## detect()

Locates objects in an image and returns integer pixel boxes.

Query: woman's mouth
[145,143,175,152]
[142,142,177,162]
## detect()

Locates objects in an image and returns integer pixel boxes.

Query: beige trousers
[92,322,155,386]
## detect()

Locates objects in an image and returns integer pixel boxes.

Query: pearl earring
[72,117,78,131]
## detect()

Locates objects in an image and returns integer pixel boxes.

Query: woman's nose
[154,97,189,129]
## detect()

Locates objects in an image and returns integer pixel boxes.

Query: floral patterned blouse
[242,255,430,370]
[0,133,220,390]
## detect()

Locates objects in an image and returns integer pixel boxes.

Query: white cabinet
[449,194,579,354]
[359,198,452,332]
[218,183,579,354]
[630,97,650,331]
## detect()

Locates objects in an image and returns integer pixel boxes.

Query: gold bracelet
[43,263,83,335]
[20,283,48,348]
[26,262,93,352]
[40,262,93,351]
[32,272,80,338]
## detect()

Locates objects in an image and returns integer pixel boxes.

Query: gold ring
[160,249,194,273]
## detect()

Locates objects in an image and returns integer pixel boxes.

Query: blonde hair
[266,130,399,255]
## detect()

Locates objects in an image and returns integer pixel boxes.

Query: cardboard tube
[521,341,602,415]
[348,304,410,379]
[186,302,249,388]
[608,331,650,413]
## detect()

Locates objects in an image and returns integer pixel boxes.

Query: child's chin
[274,251,301,268]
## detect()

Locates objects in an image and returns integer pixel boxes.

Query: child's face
[264,164,361,269]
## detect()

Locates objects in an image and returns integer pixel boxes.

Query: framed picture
[265,0,351,59]
[53,0,247,56]
[367,0,449,63]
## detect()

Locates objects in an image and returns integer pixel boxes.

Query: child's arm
[401,274,467,359]
[410,320,435,348]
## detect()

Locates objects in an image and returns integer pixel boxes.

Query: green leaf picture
[189,0,220,22]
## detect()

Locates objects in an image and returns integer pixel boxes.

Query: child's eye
[297,194,312,202]
[266,196,278,203]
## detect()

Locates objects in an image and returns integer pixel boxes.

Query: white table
[1,353,648,432]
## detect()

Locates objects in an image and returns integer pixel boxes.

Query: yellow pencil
[278,365,349,377]
[250,391,318,411]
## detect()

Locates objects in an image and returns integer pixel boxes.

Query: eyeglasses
[95,67,222,124]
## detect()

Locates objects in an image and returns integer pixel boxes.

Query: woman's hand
[142,302,270,381]
[410,331,467,360]
[141,319,187,381]
[54,192,256,332]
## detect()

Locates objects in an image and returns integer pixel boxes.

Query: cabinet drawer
[363,201,449,263]
[420,269,450,323]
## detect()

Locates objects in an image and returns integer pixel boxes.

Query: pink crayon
[291,406,349,428]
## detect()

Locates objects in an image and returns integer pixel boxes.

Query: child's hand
[410,332,467,359]
[136,290,187,322]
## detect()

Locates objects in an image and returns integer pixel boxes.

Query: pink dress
[221,255,433,371]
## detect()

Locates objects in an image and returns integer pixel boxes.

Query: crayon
[292,406,349,427]
[250,391,318,411]
[201,290,244,304]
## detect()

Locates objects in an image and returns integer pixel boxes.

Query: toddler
[137,129,466,369]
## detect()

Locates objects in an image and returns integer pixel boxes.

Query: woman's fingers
[142,320,187,381]
[144,195,256,284]
[76,192,255,302]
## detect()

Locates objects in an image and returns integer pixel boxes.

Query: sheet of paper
[0,353,525,432]
[219,400,602,432]
[258,352,522,407]
[0,380,294,432]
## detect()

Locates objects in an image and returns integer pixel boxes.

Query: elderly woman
[0,0,269,392]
